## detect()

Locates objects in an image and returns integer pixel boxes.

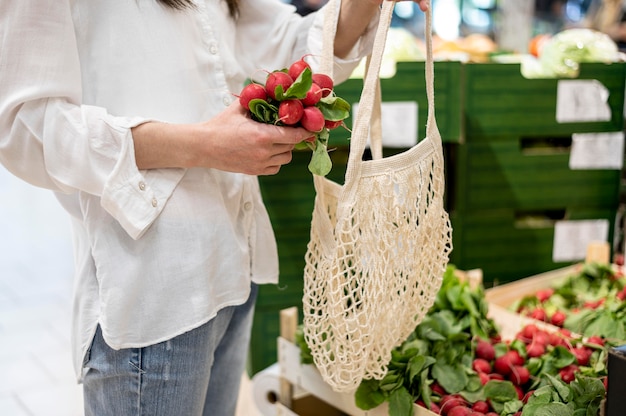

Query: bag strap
[320,0,338,78]
[340,2,438,192]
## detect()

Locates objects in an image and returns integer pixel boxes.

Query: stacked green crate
[330,61,463,145]
[449,62,626,286]
[249,61,463,375]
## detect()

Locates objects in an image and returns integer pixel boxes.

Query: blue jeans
[82,284,258,416]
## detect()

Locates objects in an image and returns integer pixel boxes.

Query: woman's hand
[193,102,313,175]
[132,102,312,176]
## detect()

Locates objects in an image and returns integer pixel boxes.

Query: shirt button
[244,201,253,211]
[138,181,146,191]
[152,198,158,207]
[223,94,232,106]
[209,44,218,55]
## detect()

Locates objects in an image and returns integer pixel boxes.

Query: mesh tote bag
[302,1,453,393]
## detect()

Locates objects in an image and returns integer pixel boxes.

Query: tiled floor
[0,166,261,416]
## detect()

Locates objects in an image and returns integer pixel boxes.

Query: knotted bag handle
[345,1,439,191]
[311,0,438,253]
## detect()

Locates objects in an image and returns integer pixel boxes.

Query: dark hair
[157,0,239,18]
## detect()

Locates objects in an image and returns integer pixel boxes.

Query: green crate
[449,207,617,286]
[449,139,621,213]
[331,61,463,145]
[464,62,626,140]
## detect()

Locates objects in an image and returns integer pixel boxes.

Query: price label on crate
[552,219,610,262]
[569,131,625,170]
[352,101,418,148]
[556,80,611,123]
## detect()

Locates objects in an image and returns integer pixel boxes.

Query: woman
[0,0,428,415]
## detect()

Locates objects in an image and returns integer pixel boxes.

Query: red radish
[509,365,530,385]
[312,73,334,97]
[550,310,566,327]
[526,340,545,358]
[559,364,578,383]
[508,350,524,366]
[494,355,512,375]
[571,347,592,366]
[278,99,304,125]
[469,413,486,416]
[472,401,489,413]
[288,58,311,80]
[324,119,343,130]
[587,336,604,347]
[448,407,472,416]
[533,330,550,347]
[440,395,466,415]
[238,83,267,110]
[472,358,492,374]
[300,106,325,132]
[475,339,496,361]
[529,307,547,321]
[536,288,554,302]
[520,324,540,340]
[548,332,566,347]
[266,71,294,100]
[583,299,604,309]
[430,382,446,396]
[485,413,499,416]
[478,372,490,385]
[522,390,535,404]
[302,83,323,106]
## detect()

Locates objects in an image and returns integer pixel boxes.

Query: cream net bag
[301,1,452,393]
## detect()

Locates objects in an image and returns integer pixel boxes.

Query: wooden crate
[274,301,554,416]
[484,241,612,308]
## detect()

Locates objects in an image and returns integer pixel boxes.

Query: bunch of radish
[512,262,626,342]
[420,323,608,416]
[238,56,351,176]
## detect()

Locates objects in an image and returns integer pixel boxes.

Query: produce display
[237,56,351,176]
[295,265,616,416]
[512,263,625,348]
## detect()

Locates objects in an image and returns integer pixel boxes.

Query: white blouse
[0,0,376,380]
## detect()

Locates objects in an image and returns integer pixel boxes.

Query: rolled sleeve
[100,118,186,240]
[0,2,183,240]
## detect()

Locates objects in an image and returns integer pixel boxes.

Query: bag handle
[337,2,438,193]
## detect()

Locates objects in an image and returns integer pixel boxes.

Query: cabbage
[539,28,620,78]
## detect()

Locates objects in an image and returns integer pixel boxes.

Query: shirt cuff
[100,117,185,240]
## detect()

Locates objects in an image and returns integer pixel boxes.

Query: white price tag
[552,219,609,262]
[570,131,624,170]
[353,101,418,148]
[556,80,611,123]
